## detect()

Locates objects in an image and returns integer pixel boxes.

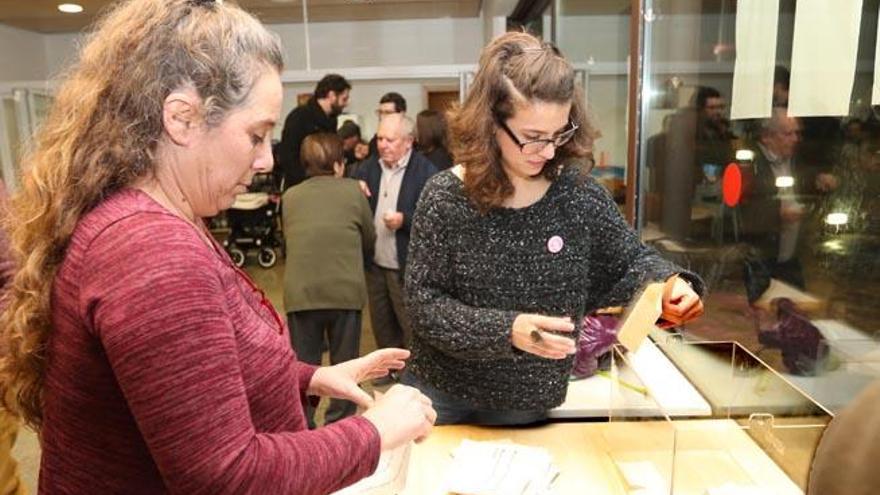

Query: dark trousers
[365,264,412,349]
[288,309,362,428]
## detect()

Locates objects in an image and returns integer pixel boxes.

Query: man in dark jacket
[277,74,351,190]
[740,107,836,300]
[353,114,437,357]
[366,92,407,159]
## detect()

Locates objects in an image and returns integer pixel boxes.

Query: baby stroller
[222,172,283,268]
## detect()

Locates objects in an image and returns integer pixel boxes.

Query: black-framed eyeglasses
[497,119,579,155]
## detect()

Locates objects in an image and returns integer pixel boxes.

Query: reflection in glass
[628,0,880,414]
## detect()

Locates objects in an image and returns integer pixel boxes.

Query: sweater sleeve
[81,214,380,495]
[356,183,377,255]
[582,180,705,308]
[405,178,519,359]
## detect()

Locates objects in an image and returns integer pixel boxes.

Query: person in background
[283,133,377,429]
[403,31,704,425]
[0,1,434,493]
[353,114,437,364]
[416,109,453,170]
[0,179,25,495]
[278,74,351,190]
[693,86,736,175]
[337,120,362,175]
[348,139,371,177]
[367,92,407,158]
[773,65,790,108]
[354,139,370,162]
[740,108,809,299]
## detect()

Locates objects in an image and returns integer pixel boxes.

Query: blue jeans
[401,372,547,426]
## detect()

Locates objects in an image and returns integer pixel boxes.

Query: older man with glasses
[353,114,438,384]
[367,92,408,159]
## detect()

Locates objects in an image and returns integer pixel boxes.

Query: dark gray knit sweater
[404,166,703,411]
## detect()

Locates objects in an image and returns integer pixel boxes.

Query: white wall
[43,32,80,80]
[271,18,482,70]
[557,15,631,168]
[38,18,482,140]
[0,24,48,82]
[41,18,483,77]
[558,15,629,65]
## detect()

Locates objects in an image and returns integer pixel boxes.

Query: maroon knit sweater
[40,189,380,494]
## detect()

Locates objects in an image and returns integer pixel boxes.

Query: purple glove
[571,314,620,379]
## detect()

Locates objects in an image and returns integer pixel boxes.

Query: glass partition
[613,337,832,493]
[603,345,676,495]
[555,0,632,207]
[629,0,880,412]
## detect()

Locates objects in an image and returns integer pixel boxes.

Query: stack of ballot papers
[330,442,411,495]
[443,439,559,495]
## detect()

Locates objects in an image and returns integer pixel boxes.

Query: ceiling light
[58,3,84,13]
[735,149,755,161]
[775,176,794,188]
[825,212,849,226]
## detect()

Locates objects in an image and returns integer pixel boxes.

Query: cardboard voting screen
[616,282,664,353]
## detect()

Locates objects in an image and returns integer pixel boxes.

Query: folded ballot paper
[443,439,559,495]
[330,441,411,495]
[615,282,665,353]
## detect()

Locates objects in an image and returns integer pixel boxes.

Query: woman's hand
[658,275,704,329]
[307,348,409,409]
[362,384,436,451]
[511,314,576,359]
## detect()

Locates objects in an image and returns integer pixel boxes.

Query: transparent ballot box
[600,345,676,495]
[606,338,833,495]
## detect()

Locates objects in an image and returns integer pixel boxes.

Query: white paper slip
[789,0,862,117]
[730,0,779,120]
[874,4,880,105]
[706,483,772,495]
[614,460,667,495]
[443,439,559,495]
[331,442,411,495]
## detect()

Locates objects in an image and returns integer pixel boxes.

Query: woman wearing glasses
[0,1,434,493]
[403,31,705,425]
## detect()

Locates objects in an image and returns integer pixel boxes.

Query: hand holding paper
[362,386,436,451]
[658,275,703,329]
[511,314,576,360]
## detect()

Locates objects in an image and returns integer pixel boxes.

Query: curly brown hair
[0,0,282,430]
[447,31,598,212]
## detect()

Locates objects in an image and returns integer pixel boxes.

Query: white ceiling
[0,0,483,34]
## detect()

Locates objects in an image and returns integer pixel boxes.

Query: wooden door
[427,91,459,113]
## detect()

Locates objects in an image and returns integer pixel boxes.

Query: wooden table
[402,420,806,495]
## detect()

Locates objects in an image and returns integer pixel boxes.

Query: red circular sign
[722,163,742,207]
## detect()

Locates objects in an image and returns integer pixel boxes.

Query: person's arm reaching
[82,214,380,495]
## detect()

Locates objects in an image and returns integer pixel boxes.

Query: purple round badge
[547,235,564,254]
